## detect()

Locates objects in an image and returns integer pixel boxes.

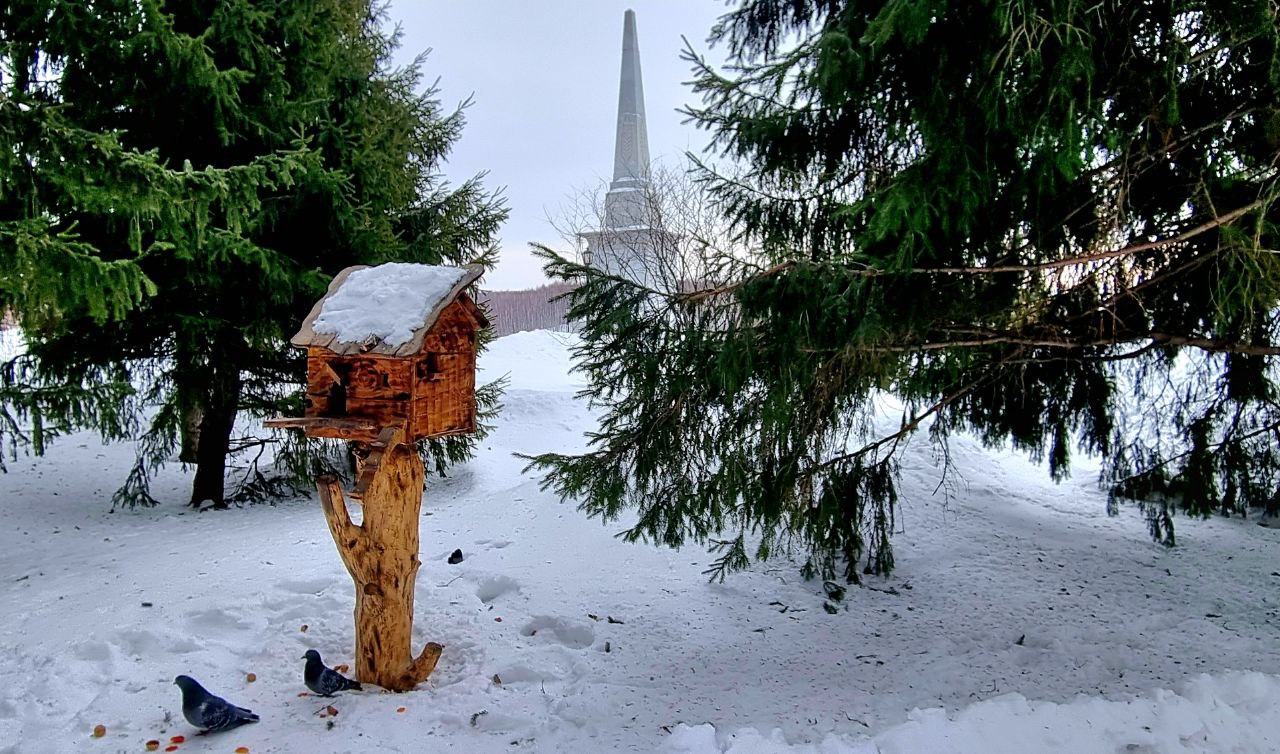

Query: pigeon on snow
[303,649,362,696]
[173,675,260,733]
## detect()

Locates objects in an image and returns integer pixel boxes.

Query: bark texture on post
[316,432,442,691]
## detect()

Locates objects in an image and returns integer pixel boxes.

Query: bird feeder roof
[291,263,487,357]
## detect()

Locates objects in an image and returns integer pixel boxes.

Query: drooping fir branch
[522,246,905,583]
[0,353,139,473]
[524,0,1279,580]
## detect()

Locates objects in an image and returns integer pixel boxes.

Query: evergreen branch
[928,200,1268,276]
[1109,417,1280,500]
[1140,334,1280,357]
[680,260,797,302]
[811,372,998,475]
[680,199,1267,303]
[909,329,1280,357]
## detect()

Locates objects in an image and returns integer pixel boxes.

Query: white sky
[388,1,732,290]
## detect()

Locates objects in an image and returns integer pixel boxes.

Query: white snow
[667,671,1280,752]
[0,329,1278,753]
[311,263,468,347]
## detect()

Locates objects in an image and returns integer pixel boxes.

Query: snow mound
[667,672,1280,753]
[479,329,584,391]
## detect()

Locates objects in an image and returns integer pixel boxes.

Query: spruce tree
[1,1,506,506]
[529,0,1280,581]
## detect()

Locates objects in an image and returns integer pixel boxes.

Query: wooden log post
[315,427,442,691]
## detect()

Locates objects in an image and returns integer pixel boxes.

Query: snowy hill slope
[0,329,1276,753]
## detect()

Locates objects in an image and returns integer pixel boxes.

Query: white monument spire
[610,8,650,191]
[582,9,675,286]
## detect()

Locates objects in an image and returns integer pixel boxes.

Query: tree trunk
[179,401,204,464]
[315,431,442,691]
[174,339,205,465]
[189,365,242,507]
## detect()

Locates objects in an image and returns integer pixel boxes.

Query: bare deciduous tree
[547,160,746,296]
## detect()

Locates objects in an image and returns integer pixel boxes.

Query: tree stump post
[315,426,442,691]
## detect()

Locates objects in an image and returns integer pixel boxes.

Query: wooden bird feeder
[266,262,487,691]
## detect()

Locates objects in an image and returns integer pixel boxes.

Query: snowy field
[0,330,1278,753]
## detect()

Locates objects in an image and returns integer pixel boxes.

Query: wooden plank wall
[414,300,478,436]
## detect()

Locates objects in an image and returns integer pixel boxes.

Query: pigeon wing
[198,698,237,731]
[200,696,258,731]
[318,667,343,695]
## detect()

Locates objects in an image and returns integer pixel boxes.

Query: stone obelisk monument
[581,9,676,288]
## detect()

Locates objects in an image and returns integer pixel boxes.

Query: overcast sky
[388,1,732,290]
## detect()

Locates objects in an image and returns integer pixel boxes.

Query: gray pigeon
[173,675,260,733]
[303,649,361,696]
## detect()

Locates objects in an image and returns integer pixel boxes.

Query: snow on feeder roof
[292,263,487,357]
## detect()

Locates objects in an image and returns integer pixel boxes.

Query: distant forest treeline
[479,283,575,337]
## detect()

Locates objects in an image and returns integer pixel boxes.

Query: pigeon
[303,649,362,696]
[173,675,260,733]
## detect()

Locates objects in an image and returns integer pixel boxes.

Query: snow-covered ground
[0,330,1277,753]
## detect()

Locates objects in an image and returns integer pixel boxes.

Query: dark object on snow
[822,580,846,602]
[173,675,260,733]
[1015,634,1026,646]
[448,548,464,564]
[303,649,362,696]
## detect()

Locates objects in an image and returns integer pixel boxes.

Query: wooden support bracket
[264,416,382,442]
[350,425,406,499]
